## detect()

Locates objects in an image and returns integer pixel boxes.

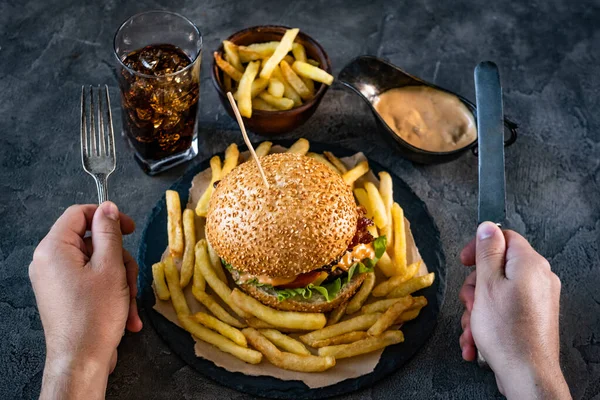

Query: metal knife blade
[475,61,506,226]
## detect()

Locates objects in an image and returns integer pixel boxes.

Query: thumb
[91,201,123,270]
[475,221,507,285]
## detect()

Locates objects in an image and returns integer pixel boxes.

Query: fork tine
[89,85,97,156]
[80,86,88,158]
[104,85,115,158]
[98,85,106,156]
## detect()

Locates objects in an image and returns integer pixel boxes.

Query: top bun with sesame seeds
[205,152,358,278]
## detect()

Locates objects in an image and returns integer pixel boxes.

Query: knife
[474,61,506,369]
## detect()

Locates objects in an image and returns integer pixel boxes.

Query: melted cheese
[334,243,375,271]
[238,272,296,286]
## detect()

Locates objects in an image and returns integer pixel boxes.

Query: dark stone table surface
[1,0,599,398]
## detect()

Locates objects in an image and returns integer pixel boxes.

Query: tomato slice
[276,270,324,289]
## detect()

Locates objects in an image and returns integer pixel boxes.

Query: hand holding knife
[474,61,506,369]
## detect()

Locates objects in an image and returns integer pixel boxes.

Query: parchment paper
[153,145,428,388]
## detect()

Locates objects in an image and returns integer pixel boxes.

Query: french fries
[245,318,300,333]
[377,251,397,277]
[353,188,373,218]
[223,40,243,72]
[318,330,404,359]
[367,296,413,336]
[365,182,388,229]
[255,141,273,158]
[323,151,348,174]
[221,143,240,176]
[361,298,405,315]
[387,272,435,298]
[342,160,369,186]
[379,171,394,247]
[192,290,245,328]
[287,138,310,155]
[346,272,376,314]
[181,316,262,364]
[238,41,279,63]
[193,312,247,347]
[195,156,222,217]
[232,289,326,330]
[267,78,285,98]
[299,313,381,345]
[280,60,312,100]
[361,296,428,321]
[196,252,250,319]
[367,225,379,238]
[395,297,428,323]
[214,52,243,81]
[163,256,190,317]
[326,301,348,326]
[233,77,269,101]
[272,66,302,106]
[257,91,294,110]
[260,28,299,79]
[192,239,208,292]
[166,190,184,257]
[206,239,228,283]
[403,259,421,281]
[258,329,311,355]
[301,75,315,98]
[283,54,295,66]
[391,202,407,276]
[180,209,196,287]
[243,328,335,372]
[396,308,421,323]
[237,61,260,118]
[246,317,277,330]
[292,61,334,85]
[310,331,368,348]
[372,260,422,297]
[249,78,269,98]
[307,152,340,173]
[252,97,277,111]
[291,43,307,63]
[307,59,319,67]
[152,262,170,301]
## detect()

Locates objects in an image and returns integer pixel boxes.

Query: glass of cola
[113,11,202,175]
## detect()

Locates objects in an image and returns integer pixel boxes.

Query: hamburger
[205,152,386,313]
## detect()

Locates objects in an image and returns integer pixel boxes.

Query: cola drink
[118,44,200,162]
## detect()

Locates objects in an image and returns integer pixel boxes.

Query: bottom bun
[239,273,367,313]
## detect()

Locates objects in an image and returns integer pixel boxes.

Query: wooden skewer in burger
[208,93,387,313]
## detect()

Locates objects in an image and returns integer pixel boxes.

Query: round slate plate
[138,140,446,399]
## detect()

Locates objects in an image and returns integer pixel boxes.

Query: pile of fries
[152,138,435,372]
[215,28,334,118]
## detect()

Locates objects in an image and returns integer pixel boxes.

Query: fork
[80,85,116,204]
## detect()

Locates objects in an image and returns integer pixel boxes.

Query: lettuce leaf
[221,259,233,271]
[373,235,387,259]
[274,278,343,302]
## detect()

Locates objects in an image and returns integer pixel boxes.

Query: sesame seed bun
[205,153,358,277]
[239,273,366,313]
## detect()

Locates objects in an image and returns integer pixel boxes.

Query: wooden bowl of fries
[212,26,333,136]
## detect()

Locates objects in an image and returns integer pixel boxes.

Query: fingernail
[477,221,497,240]
[102,201,119,221]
